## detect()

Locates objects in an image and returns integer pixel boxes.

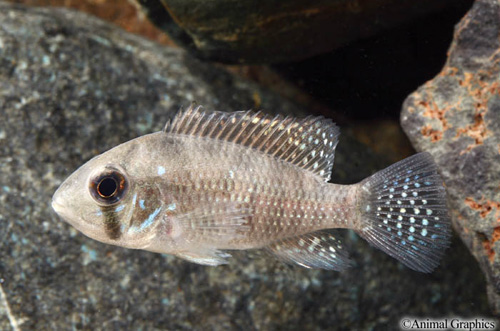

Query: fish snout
[51,181,74,219]
[51,195,64,215]
[51,186,67,217]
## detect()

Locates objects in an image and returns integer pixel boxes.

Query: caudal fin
[357,152,451,273]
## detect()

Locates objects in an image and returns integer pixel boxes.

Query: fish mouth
[51,196,87,232]
[51,197,70,221]
[51,185,72,220]
[51,198,64,215]
[51,185,64,213]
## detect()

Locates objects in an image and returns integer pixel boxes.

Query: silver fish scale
[159,136,356,249]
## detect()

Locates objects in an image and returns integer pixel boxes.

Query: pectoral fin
[146,200,250,262]
[175,200,252,241]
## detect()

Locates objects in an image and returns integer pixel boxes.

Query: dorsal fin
[164,105,340,181]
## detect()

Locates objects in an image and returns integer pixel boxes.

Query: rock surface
[401,0,500,315]
[0,2,491,330]
[4,0,174,46]
[135,0,470,64]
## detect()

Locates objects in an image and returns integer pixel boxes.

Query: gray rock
[0,2,490,330]
[401,0,500,315]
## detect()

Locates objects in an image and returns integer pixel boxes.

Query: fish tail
[356,152,451,272]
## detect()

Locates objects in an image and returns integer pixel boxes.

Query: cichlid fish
[52,105,450,272]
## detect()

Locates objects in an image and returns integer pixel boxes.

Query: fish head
[52,138,166,249]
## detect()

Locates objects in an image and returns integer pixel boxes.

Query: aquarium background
[0,1,496,330]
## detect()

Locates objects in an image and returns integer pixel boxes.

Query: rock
[0,2,490,330]
[401,0,500,315]
[4,0,174,46]
[135,0,470,64]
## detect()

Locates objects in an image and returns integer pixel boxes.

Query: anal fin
[267,230,353,271]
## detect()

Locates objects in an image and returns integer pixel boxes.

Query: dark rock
[0,2,490,329]
[401,0,500,315]
[135,0,471,64]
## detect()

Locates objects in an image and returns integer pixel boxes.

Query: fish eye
[97,177,118,198]
[90,168,128,205]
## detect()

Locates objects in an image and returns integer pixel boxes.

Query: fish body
[52,106,450,272]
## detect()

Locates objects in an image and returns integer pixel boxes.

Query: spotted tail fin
[357,152,451,273]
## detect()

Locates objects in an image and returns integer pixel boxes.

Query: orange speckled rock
[401,0,500,314]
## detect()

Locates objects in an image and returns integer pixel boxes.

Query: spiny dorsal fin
[164,105,340,182]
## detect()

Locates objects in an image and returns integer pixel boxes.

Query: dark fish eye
[90,169,128,205]
[97,177,118,198]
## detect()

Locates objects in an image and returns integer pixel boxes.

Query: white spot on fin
[267,230,352,271]
[359,152,451,273]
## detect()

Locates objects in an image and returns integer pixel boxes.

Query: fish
[52,105,451,272]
